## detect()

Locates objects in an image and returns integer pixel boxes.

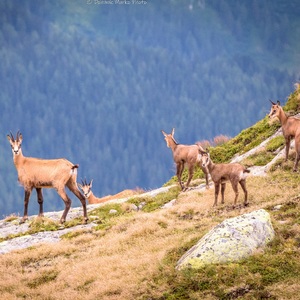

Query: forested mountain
[0,0,299,217]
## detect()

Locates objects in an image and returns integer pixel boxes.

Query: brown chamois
[268,100,300,171]
[199,149,250,207]
[7,131,88,224]
[78,179,108,204]
[161,128,209,191]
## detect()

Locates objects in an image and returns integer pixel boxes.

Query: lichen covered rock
[176,209,274,269]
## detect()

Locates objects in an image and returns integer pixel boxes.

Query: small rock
[161,199,176,209]
[273,205,283,211]
[130,204,138,211]
[138,202,146,210]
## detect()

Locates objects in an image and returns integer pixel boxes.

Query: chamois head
[268,100,281,119]
[199,150,210,168]
[78,178,93,198]
[7,131,23,156]
[161,128,178,148]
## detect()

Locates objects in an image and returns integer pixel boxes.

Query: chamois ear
[277,100,281,105]
[18,133,23,143]
[89,179,93,187]
[78,182,83,190]
[196,142,205,154]
[171,128,175,136]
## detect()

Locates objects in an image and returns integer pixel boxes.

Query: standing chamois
[161,128,209,191]
[199,148,249,207]
[7,131,88,224]
[269,100,300,171]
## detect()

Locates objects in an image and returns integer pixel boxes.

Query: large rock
[176,209,275,270]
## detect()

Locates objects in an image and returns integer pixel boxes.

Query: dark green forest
[0,0,299,217]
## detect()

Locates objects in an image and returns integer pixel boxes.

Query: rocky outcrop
[0,186,176,254]
[176,209,275,270]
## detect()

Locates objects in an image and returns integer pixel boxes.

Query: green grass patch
[209,117,280,163]
[128,186,181,212]
[265,135,285,152]
[63,217,86,228]
[89,203,127,231]
[241,150,275,167]
[61,230,87,240]
[283,84,300,113]
[3,214,19,223]
[28,217,60,232]
[27,270,59,288]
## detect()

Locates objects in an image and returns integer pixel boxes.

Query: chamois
[7,131,88,224]
[78,179,108,204]
[79,179,144,203]
[161,128,209,191]
[268,100,300,171]
[199,149,249,207]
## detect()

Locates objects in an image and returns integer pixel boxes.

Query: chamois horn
[9,131,15,142]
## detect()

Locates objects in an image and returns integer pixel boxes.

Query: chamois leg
[231,181,239,207]
[21,189,32,223]
[56,188,72,224]
[199,163,210,189]
[36,188,44,217]
[67,180,88,224]
[184,165,194,191]
[204,168,209,189]
[176,162,185,190]
[294,152,300,172]
[293,139,300,172]
[221,182,226,204]
[285,137,291,162]
[239,179,248,206]
[213,182,220,206]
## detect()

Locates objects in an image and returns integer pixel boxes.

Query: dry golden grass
[0,171,300,299]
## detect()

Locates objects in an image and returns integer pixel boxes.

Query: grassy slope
[0,86,300,299]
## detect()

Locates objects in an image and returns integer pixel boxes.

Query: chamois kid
[199,149,250,207]
[161,128,209,191]
[269,100,300,171]
[78,179,108,204]
[7,131,88,224]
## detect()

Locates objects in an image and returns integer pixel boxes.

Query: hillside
[0,86,300,299]
[1,0,300,217]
